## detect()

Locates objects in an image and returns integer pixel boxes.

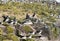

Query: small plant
[23,25,32,33]
[51,27,59,38]
[0,28,3,35]
[6,26,14,33]
[3,22,9,26]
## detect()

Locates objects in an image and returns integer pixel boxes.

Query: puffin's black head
[32,13,36,17]
[26,13,30,19]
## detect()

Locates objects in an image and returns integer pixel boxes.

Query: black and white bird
[10,17,17,25]
[2,15,6,22]
[2,15,10,22]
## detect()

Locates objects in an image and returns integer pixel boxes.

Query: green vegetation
[6,26,14,33]
[0,1,60,41]
[0,28,3,35]
[0,26,19,41]
[23,25,32,33]
[0,2,58,16]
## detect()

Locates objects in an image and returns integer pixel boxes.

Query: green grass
[23,25,32,33]
[0,2,60,41]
